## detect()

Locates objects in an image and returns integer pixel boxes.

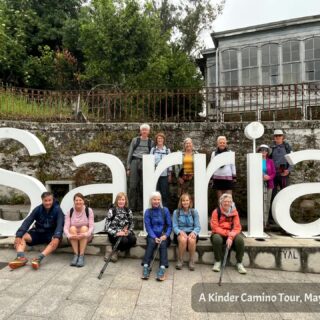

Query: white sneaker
[212,261,221,272]
[236,263,247,274]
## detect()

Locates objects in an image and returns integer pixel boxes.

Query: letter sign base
[292,235,320,239]
[242,231,270,239]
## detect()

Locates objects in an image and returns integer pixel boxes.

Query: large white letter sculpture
[243,121,266,238]
[194,152,235,236]
[272,150,320,237]
[245,152,265,237]
[60,153,126,233]
[143,151,235,236]
[143,151,183,214]
[0,128,47,236]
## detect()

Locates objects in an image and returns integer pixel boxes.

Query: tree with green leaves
[152,0,225,56]
[0,0,83,87]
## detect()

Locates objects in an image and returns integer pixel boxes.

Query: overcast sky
[202,0,320,48]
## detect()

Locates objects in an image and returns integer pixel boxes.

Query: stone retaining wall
[0,120,320,219]
[1,234,319,273]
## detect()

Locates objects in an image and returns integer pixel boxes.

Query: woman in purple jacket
[258,144,276,227]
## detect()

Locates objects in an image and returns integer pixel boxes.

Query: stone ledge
[1,233,320,273]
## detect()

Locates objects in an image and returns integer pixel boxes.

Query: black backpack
[216,206,234,229]
[133,137,152,153]
[70,206,89,219]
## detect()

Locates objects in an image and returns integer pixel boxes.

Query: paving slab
[1,248,320,319]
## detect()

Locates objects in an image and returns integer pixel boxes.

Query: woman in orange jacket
[210,193,246,274]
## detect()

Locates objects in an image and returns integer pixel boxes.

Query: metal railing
[0,82,320,122]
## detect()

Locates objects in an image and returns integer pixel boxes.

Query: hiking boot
[141,266,150,280]
[70,255,78,267]
[236,263,247,274]
[175,259,183,270]
[189,259,195,271]
[8,257,28,269]
[31,258,41,270]
[110,251,118,263]
[212,261,221,272]
[77,255,85,267]
[156,267,166,281]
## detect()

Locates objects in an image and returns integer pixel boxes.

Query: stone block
[168,247,176,261]
[129,246,145,259]
[307,252,320,273]
[183,251,199,262]
[202,251,214,264]
[85,246,101,255]
[56,247,73,254]
[254,252,276,269]
[2,211,20,221]
[280,248,301,271]
[229,251,250,267]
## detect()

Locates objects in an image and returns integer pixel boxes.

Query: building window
[283,63,300,84]
[305,37,320,81]
[282,40,301,83]
[221,50,238,86]
[208,63,216,86]
[241,47,258,85]
[242,68,258,86]
[261,44,279,85]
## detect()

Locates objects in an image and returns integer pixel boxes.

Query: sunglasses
[274,135,283,137]
[259,148,269,152]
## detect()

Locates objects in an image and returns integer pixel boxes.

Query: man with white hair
[127,123,154,212]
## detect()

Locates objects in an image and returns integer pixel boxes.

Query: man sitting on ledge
[8,191,64,270]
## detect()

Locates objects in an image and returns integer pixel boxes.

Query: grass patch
[0,91,74,121]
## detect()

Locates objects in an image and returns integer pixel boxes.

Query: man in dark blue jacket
[8,191,64,270]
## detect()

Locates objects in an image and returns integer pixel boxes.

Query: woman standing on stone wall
[257,144,276,228]
[177,137,197,197]
[210,136,237,199]
[150,132,172,209]
[64,193,94,267]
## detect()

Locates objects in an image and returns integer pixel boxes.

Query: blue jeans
[156,176,169,208]
[142,236,170,268]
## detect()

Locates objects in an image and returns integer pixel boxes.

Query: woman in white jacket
[211,136,236,199]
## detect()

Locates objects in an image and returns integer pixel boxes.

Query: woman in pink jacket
[64,193,94,267]
[257,144,276,227]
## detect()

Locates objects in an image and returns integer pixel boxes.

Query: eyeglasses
[259,148,269,152]
[274,135,283,137]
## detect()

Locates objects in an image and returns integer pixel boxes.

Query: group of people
[9,192,95,269]
[7,189,246,281]
[127,123,292,227]
[7,124,291,281]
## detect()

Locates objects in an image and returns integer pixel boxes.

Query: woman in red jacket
[210,193,246,274]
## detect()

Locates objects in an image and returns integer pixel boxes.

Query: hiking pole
[98,236,121,280]
[218,246,230,286]
[149,238,163,272]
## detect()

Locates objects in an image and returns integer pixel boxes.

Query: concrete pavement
[0,248,320,319]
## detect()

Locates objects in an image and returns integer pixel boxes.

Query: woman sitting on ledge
[64,192,94,267]
[210,193,246,274]
[104,192,136,263]
[173,193,200,271]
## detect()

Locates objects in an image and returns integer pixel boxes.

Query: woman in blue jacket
[141,191,172,281]
[173,193,200,271]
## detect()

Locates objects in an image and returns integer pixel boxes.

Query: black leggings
[108,233,136,252]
